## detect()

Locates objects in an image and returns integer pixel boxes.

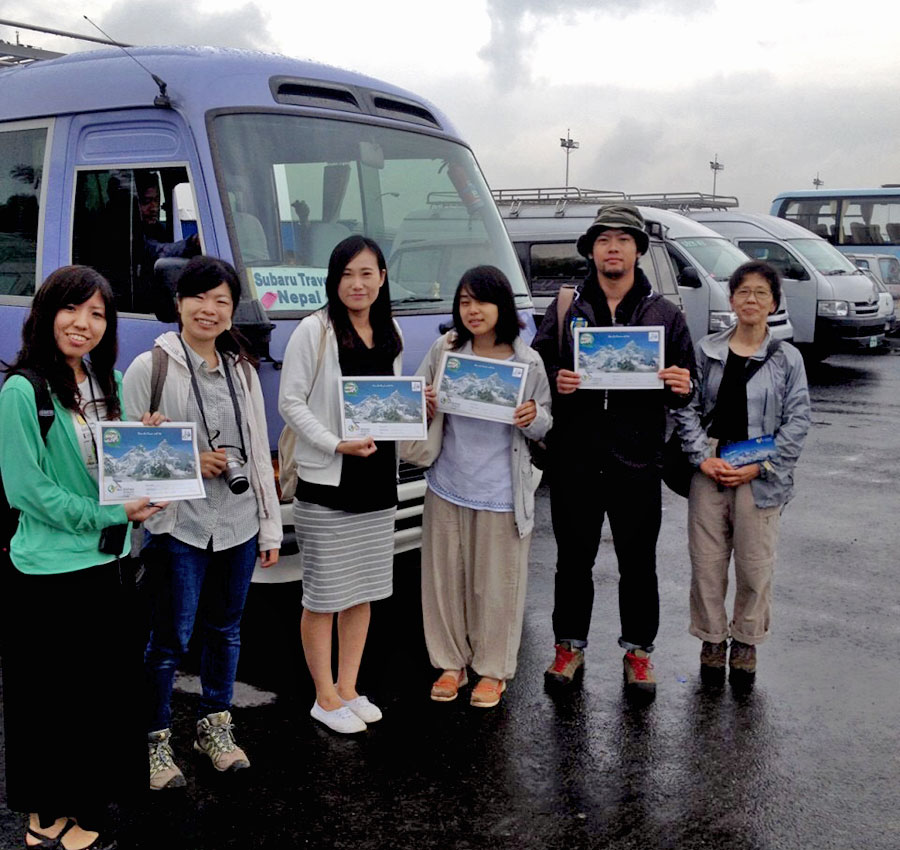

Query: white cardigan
[278,311,403,487]
[122,331,282,553]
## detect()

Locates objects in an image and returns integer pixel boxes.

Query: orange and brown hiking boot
[545,642,585,686]
[623,649,656,694]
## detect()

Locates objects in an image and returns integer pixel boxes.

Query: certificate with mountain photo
[435,352,529,424]
[340,377,427,440]
[574,326,665,390]
[95,421,205,504]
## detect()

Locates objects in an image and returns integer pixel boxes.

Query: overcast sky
[3,0,898,212]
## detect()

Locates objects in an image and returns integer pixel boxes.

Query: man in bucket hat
[533,204,696,697]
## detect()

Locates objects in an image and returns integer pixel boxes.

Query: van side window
[739,240,808,280]
[0,126,47,297]
[529,243,587,296]
[72,167,200,314]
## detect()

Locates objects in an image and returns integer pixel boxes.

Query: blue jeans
[144,533,258,732]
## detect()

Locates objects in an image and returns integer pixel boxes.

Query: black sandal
[25,818,117,850]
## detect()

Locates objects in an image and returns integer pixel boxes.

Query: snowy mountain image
[579,337,660,375]
[344,389,422,424]
[104,439,196,481]
[440,369,519,407]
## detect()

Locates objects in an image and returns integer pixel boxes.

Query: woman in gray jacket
[674,260,810,683]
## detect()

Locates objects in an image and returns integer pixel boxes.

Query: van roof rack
[0,18,128,67]
[491,187,627,218]
[625,192,739,211]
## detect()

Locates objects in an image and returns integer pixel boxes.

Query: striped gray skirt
[293,500,395,613]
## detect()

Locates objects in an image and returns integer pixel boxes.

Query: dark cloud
[480,0,714,90]
[427,71,900,213]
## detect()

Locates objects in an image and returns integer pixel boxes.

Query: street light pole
[709,154,724,197]
[560,129,579,189]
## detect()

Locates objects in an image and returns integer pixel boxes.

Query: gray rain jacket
[673,327,811,508]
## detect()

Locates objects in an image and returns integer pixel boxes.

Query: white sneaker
[310,701,367,734]
[339,694,382,724]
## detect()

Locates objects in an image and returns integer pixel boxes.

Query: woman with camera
[1,266,163,849]
[123,256,280,790]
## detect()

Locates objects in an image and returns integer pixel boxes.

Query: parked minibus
[0,45,534,579]
[688,211,885,357]
[771,187,900,260]
[494,189,793,346]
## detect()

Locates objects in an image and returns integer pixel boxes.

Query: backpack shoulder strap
[744,339,782,383]
[149,346,169,414]
[309,319,328,392]
[16,369,55,443]
[555,285,577,358]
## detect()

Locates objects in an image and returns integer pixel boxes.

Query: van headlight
[817,300,849,317]
[709,311,737,331]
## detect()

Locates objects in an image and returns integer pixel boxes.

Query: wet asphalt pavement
[1,347,899,850]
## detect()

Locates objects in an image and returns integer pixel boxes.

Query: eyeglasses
[732,287,773,302]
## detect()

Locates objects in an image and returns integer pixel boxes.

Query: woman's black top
[296,329,398,513]
[708,350,749,445]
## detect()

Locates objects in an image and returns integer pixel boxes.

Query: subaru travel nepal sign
[249,266,327,311]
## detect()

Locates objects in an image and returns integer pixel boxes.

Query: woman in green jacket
[0,266,162,850]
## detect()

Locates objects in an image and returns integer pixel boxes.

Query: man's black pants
[548,462,662,651]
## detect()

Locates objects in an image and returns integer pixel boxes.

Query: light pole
[709,154,724,197]
[813,173,824,189]
[560,129,579,189]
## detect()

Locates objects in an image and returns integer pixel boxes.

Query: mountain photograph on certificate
[343,380,424,425]
[576,326,664,390]
[436,353,527,424]
[102,428,196,481]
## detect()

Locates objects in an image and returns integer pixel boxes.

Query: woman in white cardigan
[279,235,402,735]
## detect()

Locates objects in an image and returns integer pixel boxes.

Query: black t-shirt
[708,349,749,445]
[296,329,398,513]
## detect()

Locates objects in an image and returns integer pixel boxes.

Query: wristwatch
[759,460,774,480]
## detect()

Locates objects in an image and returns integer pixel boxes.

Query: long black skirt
[1,559,145,820]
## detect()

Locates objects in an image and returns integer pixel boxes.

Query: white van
[688,212,885,357]
[495,190,793,345]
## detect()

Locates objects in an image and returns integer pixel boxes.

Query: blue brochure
[719,435,776,467]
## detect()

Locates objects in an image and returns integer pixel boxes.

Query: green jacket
[0,372,129,574]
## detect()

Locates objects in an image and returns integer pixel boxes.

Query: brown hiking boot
[148,728,186,791]
[729,640,757,674]
[545,642,585,686]
[623,649,656,694]
[194,711,250,772]
[700,640,728,668]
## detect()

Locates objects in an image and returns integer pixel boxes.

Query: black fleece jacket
[532,267,697,473]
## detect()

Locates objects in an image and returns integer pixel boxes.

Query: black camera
[222,455,250,494]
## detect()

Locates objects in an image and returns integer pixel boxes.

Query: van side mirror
[152,257,187,323]
[677,266,702,288]
[784,263,808,281]
[233,299,276,361]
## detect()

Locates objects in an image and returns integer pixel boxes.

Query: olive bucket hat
[575,204,650,257]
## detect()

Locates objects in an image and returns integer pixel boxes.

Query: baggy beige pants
[687,471,781,645]
[421,488,531,680]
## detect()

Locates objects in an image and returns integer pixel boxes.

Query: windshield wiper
[392,295,445,304]
[825,269,848,275]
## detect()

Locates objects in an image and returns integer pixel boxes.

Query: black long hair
[176,255,257,366]
[450,265,524,350]
[324,235,402,357]
[2,265,121,418]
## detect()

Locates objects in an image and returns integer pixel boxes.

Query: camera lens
[222,456,250,494]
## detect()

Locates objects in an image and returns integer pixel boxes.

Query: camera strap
[179,336,247,463]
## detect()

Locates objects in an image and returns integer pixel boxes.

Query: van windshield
[787,238,859,275]
[211,113,528,314]
[674,237,747,281]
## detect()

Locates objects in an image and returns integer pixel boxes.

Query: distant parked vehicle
[688,211,885,358]
[494,188,794,346]
[846,253,900,300]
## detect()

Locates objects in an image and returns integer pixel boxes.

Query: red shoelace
[626,652,653,680]
[551,645,576,672]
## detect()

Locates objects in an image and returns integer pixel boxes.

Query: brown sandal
[430,669,468,702]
